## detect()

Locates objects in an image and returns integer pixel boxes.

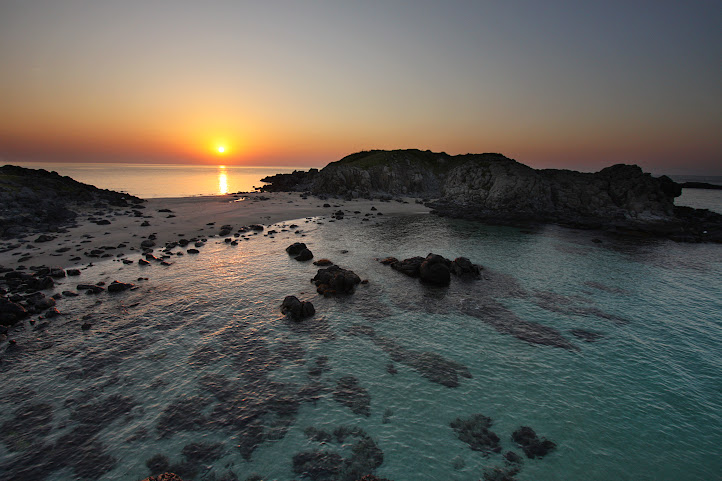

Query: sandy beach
[0,192,429,270]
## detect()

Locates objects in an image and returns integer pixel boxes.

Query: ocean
[4,162,305,198]
[0,165,721,481]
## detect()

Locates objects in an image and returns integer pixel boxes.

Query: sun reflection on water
[218,165,228,194]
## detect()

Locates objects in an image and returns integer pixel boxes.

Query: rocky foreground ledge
[260,149,722,242]
[0,164,143,239]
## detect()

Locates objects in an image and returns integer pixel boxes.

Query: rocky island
[260,149,722,242]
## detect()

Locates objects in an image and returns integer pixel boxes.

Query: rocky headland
[260,149,722,242]
[0,164,143,239]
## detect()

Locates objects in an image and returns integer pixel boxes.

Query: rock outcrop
[0,164,143,238]
[258,149,722,241]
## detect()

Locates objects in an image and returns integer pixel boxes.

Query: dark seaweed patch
[348,324,472,387]
[0,403,53,452]
[292,426,384,481]
[450,414,501,455]
[333,376,371,416]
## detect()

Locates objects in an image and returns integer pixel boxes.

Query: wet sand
[0,192,429,269]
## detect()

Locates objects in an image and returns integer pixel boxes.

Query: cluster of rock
[280,243,365,321]
[450,414,556,480]
[293,425,385,481]
[257,149,722,241]
[0,164,143,238]
[380,253,482,286]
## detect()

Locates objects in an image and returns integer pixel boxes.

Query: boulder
[313,259,334,266]
[107,281,134,293]
[281,296,315,321]
[295,248,314,261]
[312,265,361,296]
[390,257,424,277]
[286,242,307,256]
[450,257,482,280]
[419,254,451,286]
[0,298,28,326]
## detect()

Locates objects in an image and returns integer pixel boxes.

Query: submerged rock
[450,414,501,455]
[511,426,556,459]
[333,376,371,416]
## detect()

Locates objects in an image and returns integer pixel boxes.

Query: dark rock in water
[390,256,424,277]
[44,307,61,318]
[378,257,397,265]
[81,322,92,330]
[333,376,371,416]
[511,426,556,459]
[313,265,361,296]
[67,268,81,276]
[186,248,200,254]
[450,414,501,455]
[451,257,482,280]
[281,296,315,320]
[107,280,134,293]
[286,242,307,256]
[249,224,264,231]
[419,253,451,286]
[295,248,314,261]
[141,239,156,248]
[0,298,28,326]
[313,258,334,266]
[49,267,66,278]
[35,234,56,243]
[77,284,104,294]
[95,219,111,225]
[139,259,151,266]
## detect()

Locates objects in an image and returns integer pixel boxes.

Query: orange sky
[1,2,720,174]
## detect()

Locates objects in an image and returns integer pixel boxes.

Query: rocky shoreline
[0,164,144,239]
[259,150,722,242]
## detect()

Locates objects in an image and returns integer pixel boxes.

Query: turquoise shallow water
[1,211,721,480]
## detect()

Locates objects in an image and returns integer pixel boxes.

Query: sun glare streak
[218,165,228,194]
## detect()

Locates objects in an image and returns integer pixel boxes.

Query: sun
[217,145,226,154]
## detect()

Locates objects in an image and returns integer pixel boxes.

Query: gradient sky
[0,1,720,173]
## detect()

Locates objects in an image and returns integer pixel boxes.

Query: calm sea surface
[0,165,720,480]
[7,162,305,198]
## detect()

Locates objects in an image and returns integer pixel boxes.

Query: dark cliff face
[257,149,721,241]
[304,150,680,222]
